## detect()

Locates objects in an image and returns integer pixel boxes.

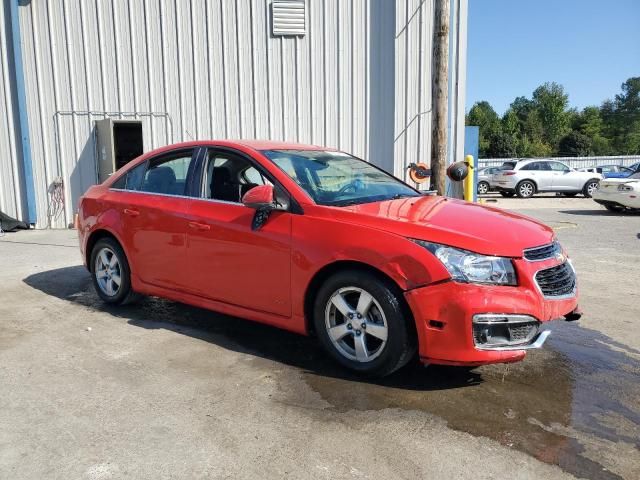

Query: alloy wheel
[94,247,122,297]
[519,182,534,197]
[587,181,599,196]
[324,287,388,362]
[477,182,489,195]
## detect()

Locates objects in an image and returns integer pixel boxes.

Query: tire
[477,181,490,195]
[90,237,138,305]
[313,270,416,377]
[499,191,515,197]
[604,204,624,213]
[583,179,600,198]
[516,180,536,198]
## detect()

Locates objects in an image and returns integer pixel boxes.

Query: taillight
[503,171,516,176]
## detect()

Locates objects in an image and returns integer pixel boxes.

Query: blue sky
[466,0,640,115]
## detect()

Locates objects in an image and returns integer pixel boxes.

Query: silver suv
[493,160,602,198]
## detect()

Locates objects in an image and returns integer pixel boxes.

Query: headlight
[412,240,517,286]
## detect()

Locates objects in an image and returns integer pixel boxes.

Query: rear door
[520,162,553,190]
[113,147,201,291]
[185,148,293,317]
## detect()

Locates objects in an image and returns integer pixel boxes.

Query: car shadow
[22,265,482,391]
[558,209,640,216]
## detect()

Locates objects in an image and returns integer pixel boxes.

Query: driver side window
[549,162,570,172]
[203,151,273,203]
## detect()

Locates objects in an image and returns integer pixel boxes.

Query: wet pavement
[22,263,640,480]
[3,201,640,479]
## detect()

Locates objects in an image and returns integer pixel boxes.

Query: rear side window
[112,162,147,191]
[520,163,538,171]
[500,162,516,170]
[141,151,194,196]
[521,162,551,171]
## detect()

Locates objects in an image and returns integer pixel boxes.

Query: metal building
[1,0,468,229]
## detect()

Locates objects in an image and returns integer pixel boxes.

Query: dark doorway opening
[113,122,143,170]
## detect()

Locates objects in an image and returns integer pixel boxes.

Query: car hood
[599,177,640,185]
[334,196,555,257]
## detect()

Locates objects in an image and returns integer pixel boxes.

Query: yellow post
[464,154,474,202]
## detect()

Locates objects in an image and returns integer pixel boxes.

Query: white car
[592,170,640,212]
[493,160,602,198]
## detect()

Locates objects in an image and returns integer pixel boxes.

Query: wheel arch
[85,228,125,271]
[517,178,538,193]
[303,260,416,338]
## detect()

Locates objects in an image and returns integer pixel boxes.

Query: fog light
[472,314,540,349]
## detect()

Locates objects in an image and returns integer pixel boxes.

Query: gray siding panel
[10,0,466,228]
[0,0,24,222]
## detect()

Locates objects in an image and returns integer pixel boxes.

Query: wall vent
[272,1,306,36]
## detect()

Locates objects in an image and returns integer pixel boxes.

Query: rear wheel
[313,270,416,377]
[516,180,536,198]
[477,181,490,195]
[499,191,515,197]
[583,179,600,198]
[90,237,138,305]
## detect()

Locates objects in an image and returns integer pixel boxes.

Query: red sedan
[78,140,580,377]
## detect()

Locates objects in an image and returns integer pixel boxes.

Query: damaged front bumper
[404,278,580,367]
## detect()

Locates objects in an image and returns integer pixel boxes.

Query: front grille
[524,242,561,261]
[535,262,576,297]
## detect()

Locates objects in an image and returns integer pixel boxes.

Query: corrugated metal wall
[392,0,433,180]
[2,0,465,228]
[0,0,25,222]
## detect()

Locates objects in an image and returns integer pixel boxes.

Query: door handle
[188,221,211,231]
[123,208,140,217]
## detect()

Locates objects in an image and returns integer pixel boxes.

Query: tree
[574,106,611,155]
[610,77,640,154]
[486,131,518,158]
[558,131,593,157]
[532,82,571,147]
[466,101,501,157]
[465,77,640,158]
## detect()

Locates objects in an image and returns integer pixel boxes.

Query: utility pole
[431,0,450,195]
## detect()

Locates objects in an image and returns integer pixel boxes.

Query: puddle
[300,322,640,480]
[24,266,640,480]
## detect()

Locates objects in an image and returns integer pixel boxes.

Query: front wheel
[90,237,137,305]
[583,179,600,198]
[477,181,490,195]
[516,180,536,198]
[313,270,416,377]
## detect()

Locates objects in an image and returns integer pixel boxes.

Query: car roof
[143,139,336,155]
[230,139,333,151]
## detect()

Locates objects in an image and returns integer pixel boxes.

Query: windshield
[261,150,420,206]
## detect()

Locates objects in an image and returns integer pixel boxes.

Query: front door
[185,148,292,317]
[548,161,573,191]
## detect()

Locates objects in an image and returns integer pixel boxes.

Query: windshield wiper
[390,193,419,200]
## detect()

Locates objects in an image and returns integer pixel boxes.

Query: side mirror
[242,185,276,231]
[242,184,275,210]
